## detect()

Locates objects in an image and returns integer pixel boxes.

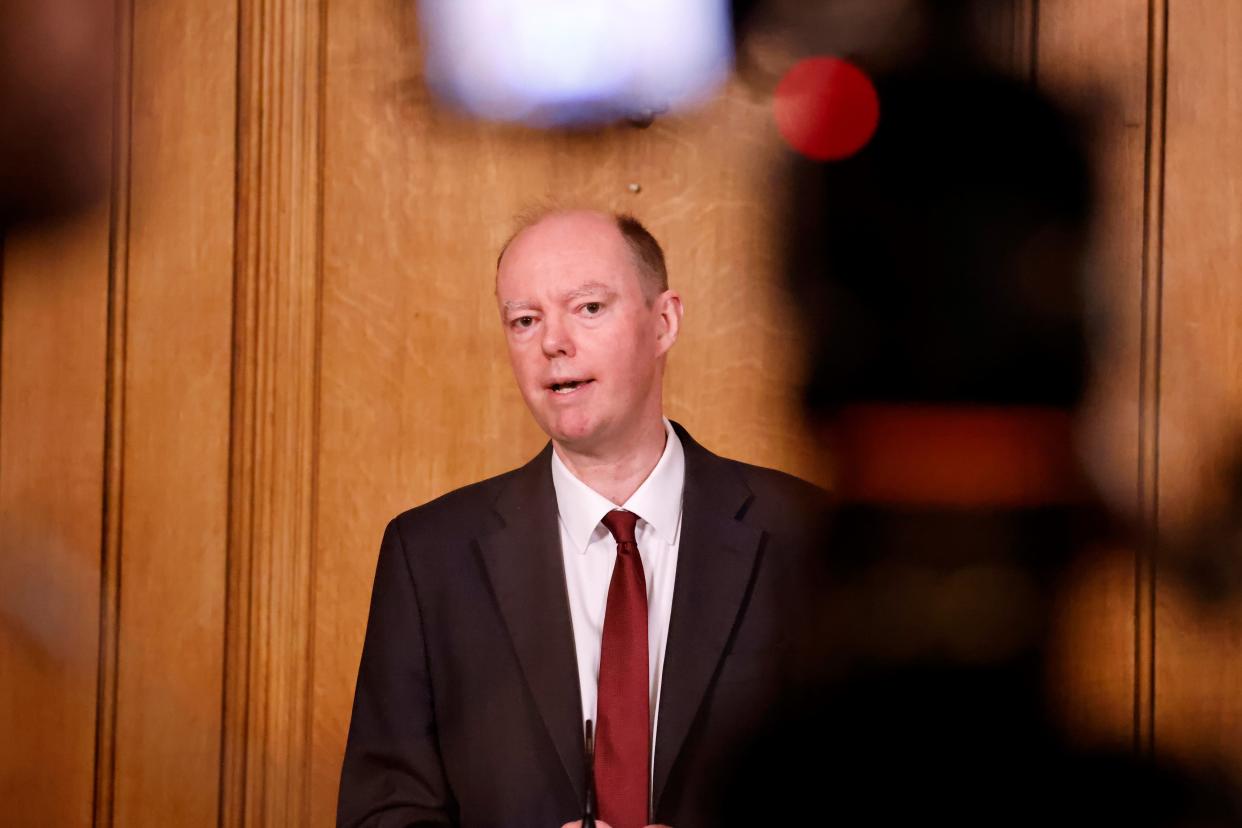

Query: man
[337,209,821,828]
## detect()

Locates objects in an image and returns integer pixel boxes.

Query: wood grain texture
[309,3,822,823]
[220,0,324,824]
[1155,0,1242,780]
[1034,0,1156,751]
[1155,1,1242,525]
[0,209,111,827]
[109,0,236,824]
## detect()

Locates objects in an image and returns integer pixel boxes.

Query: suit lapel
[476,445,586,807]
[652,424,764,813]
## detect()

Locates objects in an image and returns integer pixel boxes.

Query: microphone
[583,719,597,828]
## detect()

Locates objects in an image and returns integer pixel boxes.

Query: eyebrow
[501,282,615,314]
[564,282,615,301]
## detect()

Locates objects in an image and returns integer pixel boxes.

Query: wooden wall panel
[0,211,111,826]
[108,0,236,823]
[1034,0,1155,750]
[1038,0,1156,535]
[1155,0,1242,779]
[1157,3,1242,526]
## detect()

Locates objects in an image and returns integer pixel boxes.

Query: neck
[553,416,668,505]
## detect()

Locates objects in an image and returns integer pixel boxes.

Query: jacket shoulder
[719,458,828,539]
[674,420,825,514]
[386,464,524,542]
[730,459,826,508]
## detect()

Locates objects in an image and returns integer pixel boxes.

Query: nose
[541,313,575,359]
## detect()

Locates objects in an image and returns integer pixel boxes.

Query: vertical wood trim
[92,0,134,824]
[1135,0,1169,760]
[306,0,330,815]
[1011,0,1040,81]
[220,0,325,823]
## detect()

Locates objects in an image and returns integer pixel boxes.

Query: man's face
[496,212,680,453]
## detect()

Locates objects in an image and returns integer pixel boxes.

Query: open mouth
[548,379,594,395]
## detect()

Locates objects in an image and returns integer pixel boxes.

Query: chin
[545,411,603,448]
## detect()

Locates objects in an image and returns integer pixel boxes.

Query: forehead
[495,212,639,298]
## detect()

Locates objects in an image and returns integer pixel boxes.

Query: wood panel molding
[1135,0,1169,759]
[221,0,325,824]
[92,0,134,824]
[972,0,1039,79]
[1013,0,1040,81]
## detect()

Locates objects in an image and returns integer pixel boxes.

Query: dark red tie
[595,509,649,828]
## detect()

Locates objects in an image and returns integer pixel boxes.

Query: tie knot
[601,509,639,546]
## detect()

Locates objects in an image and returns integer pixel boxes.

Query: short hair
[495,208,669,301]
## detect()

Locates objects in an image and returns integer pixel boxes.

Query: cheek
[506,343,539,386]
[596,318,651,360]
[601,337,656,392]
[626,319,660,359]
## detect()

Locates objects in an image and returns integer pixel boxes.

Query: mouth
[547,378,595,395]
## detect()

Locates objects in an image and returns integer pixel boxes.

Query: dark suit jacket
[338,422,822,828]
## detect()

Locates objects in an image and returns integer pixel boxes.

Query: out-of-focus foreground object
[717,1,1242,822]
[418,0,734,126]
[772,56,879,161]
[0,0,113,229]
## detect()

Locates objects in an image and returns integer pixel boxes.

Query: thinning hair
[495,207,669,301]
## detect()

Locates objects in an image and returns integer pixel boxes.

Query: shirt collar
[550,418,686,554]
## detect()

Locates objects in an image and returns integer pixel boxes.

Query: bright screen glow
[419,0,734,126]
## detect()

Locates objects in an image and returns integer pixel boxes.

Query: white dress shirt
[551,417,685,766]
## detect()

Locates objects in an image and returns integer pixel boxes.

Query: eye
[582,302,603,315]
[511,315,536,330]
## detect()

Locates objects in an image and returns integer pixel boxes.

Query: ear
[653,289,683,358]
